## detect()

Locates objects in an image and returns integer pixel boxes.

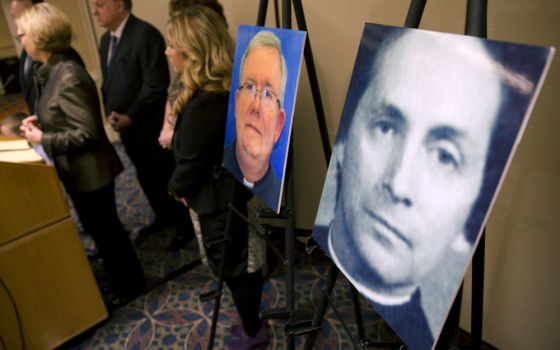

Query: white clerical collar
[327,222,413,306]
[243,177,254,188]
[111,13,130,40]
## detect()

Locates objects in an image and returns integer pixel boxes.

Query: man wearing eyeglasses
[223,30,287,209]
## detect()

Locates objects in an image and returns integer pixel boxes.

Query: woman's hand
[20,115,43,144]
[158,128,173,149]
[159,100,176,149]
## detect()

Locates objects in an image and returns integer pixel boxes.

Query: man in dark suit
[92,0,193,248]
[11,0,42,114]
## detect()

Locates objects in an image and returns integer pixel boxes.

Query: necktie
[108,35,118,67]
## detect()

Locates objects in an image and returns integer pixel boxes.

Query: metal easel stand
[200,2,298,348]
[200,181,237,350]
[200,177,292,350]
[253,1,339,349]
[261,0,367,348]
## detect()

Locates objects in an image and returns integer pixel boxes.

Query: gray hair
[239,30,287,105]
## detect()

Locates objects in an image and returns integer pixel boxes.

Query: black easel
[252,3,298,350]
[302,0,488,349]
[200,180,237,350]
[254,1,335,349]
[465,1,488,348]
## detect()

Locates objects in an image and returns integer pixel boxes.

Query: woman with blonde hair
[158,0,227,150]
[165,6,270,349]
[17,3,145,307]
[157,0,227,251]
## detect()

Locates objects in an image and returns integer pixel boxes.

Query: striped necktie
[108,35,118,67]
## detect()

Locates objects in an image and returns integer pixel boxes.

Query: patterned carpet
[58,142,394,350]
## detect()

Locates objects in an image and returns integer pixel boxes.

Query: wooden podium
[0,160,107,350]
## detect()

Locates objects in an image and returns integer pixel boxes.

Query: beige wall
[0,5,16,59]
[0,0,17,60]
[2,0,558,348]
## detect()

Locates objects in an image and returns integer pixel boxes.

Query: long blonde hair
[166,5,234,115]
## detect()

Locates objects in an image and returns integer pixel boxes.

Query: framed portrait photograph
[223,25,306,213]
[312,23,554,350]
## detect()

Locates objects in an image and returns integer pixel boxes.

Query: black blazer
[35,51,123,193]
[99,14,169,129]
[18,50,36,114]
[168,91,235,215]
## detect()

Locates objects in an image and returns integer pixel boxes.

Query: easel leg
[303,263,339,350]
[404,0,427,28]
[256,0,268,26]
[471,231,485,349]
[351,286,365,340]
[465,0,487,346]
[436,285,463,348]
[284,146,297,350]
[204,183,237,350]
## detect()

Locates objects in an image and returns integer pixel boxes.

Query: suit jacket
[36,51,123,193]
[18,50,36,114]
[99,14,169,139]
[168,91,243,215]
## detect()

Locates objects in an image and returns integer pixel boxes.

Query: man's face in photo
[338,33,501,293]
[234,45,285,182]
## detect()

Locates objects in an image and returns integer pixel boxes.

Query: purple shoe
[226,323,271,350]
[231,324,244,337]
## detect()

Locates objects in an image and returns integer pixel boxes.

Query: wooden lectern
[0,160,107,350]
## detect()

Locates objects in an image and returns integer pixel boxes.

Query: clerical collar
[243,177,254,188]
[327,222,414,306]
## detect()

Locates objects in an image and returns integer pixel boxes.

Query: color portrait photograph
[223,25,306,213]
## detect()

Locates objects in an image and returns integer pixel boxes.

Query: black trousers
[225,270,264,336]
[197,198,263,336]
[66,181,145,299]
[121,127,193,236]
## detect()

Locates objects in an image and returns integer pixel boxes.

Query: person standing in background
[165,7,270,349]
[92,0,193,250]
[17,2,146,308]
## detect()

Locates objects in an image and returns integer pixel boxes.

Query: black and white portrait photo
[312,23,554,350]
